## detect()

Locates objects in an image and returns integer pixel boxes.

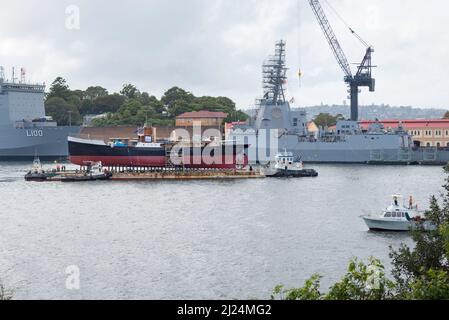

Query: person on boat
[394,196,398,206]
[409,196,414,209]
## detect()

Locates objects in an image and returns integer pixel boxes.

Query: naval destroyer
[228,41,449,165]
[0,69,80,160]
[230,0,449,165]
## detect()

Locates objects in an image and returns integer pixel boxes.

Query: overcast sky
[1,0,448,110]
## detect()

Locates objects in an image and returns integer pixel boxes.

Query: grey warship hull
[249,130,449,165]
[0,124,81,160]
[1,76,80,160]
[281,137,449,165]
[254,145,449,165]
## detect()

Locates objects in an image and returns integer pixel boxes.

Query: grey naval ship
[0,69,80,160]
[228,41,449,165]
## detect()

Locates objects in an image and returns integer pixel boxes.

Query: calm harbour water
[0,162,445,300]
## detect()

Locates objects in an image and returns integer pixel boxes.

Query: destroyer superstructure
[0,68,80,160]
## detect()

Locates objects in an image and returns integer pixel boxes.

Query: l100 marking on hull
[26,129,44,137]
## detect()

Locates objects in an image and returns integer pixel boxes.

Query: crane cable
[297,0,303,89]
[322,0,370,48]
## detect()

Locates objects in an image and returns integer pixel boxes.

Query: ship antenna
[262,40,288,105]
[0,66,4,80]
[20,68,26,83]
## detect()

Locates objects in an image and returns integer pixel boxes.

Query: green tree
[120,83,141,100]
[85,86,246,127]
[80,99,94,115]
[85,86,108,100]
[272,275,322,300]
[272,258,394,300]
[325,258,395,300]
[92,94,126,114]
[67,94,82,109]
[46,77,72,101]
[45,97,81,126]
[161,87,194,111]
[313,113,344,128]
[139,92,152,106]
[169,99,191,117]
[389,165,449,298]
[148,97,166,114]
[405,269,449,300]
[71,89,86,100]
[0,280,13,301]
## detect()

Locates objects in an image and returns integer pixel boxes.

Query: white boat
[264,150,318,177]
[362,195,436,231]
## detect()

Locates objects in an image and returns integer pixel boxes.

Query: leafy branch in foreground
[272,258,394,300]
[0,281,13,301]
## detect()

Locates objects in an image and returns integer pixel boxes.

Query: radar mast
[262,40,288,106]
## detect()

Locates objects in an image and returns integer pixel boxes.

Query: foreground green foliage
[44,78,248,127]
[273,165,449,300]
[272,258,394,300]
[0,281,13,301]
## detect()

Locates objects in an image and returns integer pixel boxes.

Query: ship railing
[370,150,383,162]
[398,149,412,161]
[103,166,255,176]
[423,147,437,161]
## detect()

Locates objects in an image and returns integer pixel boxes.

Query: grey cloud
[0,0,448,110]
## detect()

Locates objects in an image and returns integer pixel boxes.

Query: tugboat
[60,162,112,182]
[362,195,436,232]
[264,150,318,178]
[24,157,49,182]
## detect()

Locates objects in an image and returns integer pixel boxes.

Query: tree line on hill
[44,77,248,127]
[305,104,447,121]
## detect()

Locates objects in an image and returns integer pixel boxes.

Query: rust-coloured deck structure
[27,167,264,182]
[109,168,264,181]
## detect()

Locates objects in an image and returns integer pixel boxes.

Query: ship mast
[262,40,288,106]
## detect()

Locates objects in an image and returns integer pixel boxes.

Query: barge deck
[27,167,264,182]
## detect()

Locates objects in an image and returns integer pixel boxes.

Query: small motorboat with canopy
[362,195,436,231]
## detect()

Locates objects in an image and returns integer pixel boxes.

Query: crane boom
[308,0,352,78]
[307,0,375,121]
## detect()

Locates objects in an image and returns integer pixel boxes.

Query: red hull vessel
[68,129,249,169]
